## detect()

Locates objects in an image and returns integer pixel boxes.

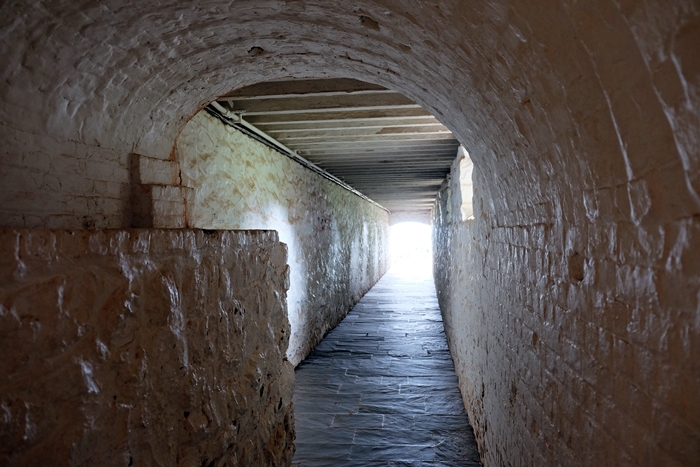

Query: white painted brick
[83,159,127,183]
[151,185,187,228]
[93,180,127,199]
[0,2,698,466]
[138,156,179,186]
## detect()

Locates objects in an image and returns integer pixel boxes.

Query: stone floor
[292,267,483,466]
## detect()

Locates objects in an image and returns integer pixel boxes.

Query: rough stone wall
[434,149,700,466]
[0,228,295,466]
[176,111,389,365]
[0,1,699,466]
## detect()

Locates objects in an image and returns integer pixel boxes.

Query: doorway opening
[390,221,433,281]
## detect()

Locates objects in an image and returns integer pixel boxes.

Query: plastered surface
[0,228,295,466]
[176,112,389,365]
[434,153,700,466]
[0,1,699,466]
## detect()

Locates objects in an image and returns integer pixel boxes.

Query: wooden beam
[381,196,438,200]
[280,133,456,145]
[385,202,435,206]
[343,174,446,181]
[328,173,449,180]
[352,195,439,203]
[352,189,443,197]
[302,147,459,156]
[358,183,443,190]
[324,177,446,184]
[294,138,459,148]
[302,147,454,156]
[351,191,441,197]
[311,163,452,171]
[369,189,442,195]
[379,200,439,206]
[268,125,451,140]
[254,117,443,132]
[308,156,457,166]
[292,140,459,152]
[350,187,443,195]
[312,154,457,162]
[342,176,445,182]
[240,107,432,123]
[325,172,450,178]
[384,202,435,207]
[346,186,443,192]
[335,173,447,179]
[304,152,457,162]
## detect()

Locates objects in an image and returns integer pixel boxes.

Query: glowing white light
[389,222,433,281]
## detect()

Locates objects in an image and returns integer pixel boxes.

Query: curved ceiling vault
[3,0,697,230]
[2,2,700,466]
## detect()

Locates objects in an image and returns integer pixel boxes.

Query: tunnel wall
[434,152,700,466]
[176,111,390,365]
[0,228,295,466]
[1,1,699,467]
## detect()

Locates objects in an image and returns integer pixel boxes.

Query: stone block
[0,228,295,466]
[151,185,189,229]
[138,155,180,186]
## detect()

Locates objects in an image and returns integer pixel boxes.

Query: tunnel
[1,1,699,466]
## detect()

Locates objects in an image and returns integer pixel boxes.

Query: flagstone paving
[292,268,483,466]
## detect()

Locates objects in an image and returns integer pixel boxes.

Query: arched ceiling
[1,2,700,466]
[1,0,698,226]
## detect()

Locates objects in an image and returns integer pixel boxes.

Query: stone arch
[1,2,699,467]
[3,2,698,228]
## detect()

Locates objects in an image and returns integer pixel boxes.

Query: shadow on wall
[175,109,390,366]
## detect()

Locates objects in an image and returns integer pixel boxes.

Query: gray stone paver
[292,268,483,466]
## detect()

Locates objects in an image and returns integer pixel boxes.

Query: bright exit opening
[390,222,433,281]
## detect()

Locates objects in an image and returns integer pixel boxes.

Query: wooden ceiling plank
[282,133,456,144]
[242,107,433,123]
[293,138,458,147]
[330,176,448,181]
[313,165,449,171]
[267,125,450,139]
[303,148,458,157]
[315,166,454,172]
[307,153,458,161]
[254,117,443,131]
[294,143,458,153]
[329,174,449,179]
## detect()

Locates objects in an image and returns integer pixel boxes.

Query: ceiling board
[217,78,460,216]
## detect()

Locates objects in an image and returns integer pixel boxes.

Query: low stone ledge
[0,228,295,466]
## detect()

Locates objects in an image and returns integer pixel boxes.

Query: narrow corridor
[292,268,483,466]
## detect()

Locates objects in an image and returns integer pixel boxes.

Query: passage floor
[292,268,483,466]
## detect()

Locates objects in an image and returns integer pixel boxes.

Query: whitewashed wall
[1,1,699,466]
[176,111,389,365]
